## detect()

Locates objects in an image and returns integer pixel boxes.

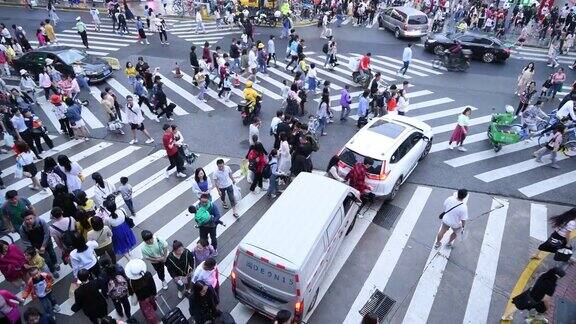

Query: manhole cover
[359,289,396,322]
[372,204,403,230]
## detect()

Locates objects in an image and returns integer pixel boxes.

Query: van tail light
[231,271,237,293]
[294,300,304,322]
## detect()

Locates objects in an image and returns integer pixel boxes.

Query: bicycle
[537,127,576,157]
[172,0,185,17]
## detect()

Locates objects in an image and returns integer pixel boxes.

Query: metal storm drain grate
[359,289,396,322]
[372,204,403,229]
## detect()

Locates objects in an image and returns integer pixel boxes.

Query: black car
[424,32,511,63]
[12,46,113,83]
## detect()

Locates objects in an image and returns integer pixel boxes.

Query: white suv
[337,115,433,200]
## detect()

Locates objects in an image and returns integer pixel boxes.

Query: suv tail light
[231,271,237,293]
[366,161,389,180]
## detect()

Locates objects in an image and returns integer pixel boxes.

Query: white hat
[45,58,53,65]
[19,69,27,76]
[76,16,81,21]
[124,259,147,280]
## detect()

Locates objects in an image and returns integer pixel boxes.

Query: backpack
[50,218,76,250]
[107,275,129,299]
[262,161,277,179]
[46,172,65,189]
[322,43,329,54]
[195,204,212,226]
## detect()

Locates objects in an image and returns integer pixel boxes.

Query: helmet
[274,10,281,18]
[50,94,62,105]
[246,81,253,88]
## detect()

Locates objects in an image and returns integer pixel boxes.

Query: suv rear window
[408,15,428,24]
[368,120,405,138]
[339,148,383,175]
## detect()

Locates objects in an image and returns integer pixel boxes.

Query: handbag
[439,203,463,219]
[233,185,242,201]
[538,233,565,253]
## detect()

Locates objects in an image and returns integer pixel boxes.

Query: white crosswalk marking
[176,71,236,108]
[169,20,242,45]
[344,186,432,323]
[156,73,215,111]
[463,199,509,324]
[529,204,548,241]
[519,169,576,197]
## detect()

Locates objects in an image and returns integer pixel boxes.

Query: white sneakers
[129,139,138,145]
[165,170,170,179]
[176,172,187,178]
[145,138,154,144]
[457,146,467,152]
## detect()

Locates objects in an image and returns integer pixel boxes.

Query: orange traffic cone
[174,62,183,78]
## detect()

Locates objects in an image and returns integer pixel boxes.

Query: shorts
[23,163,38,177]
[130,123,145,131]
[441,222,461,231]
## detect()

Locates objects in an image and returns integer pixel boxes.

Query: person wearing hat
[19,70,37,102]
[75,17,89,49]
[71,269,108,324]
[125,259,159,324]
[257,42,267,75]
[243,80,260,113]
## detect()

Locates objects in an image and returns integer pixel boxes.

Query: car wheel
[394,28,401,38]
[419,140,433,161]
[378,18,383,28]
[433,45,445,55]
[482,52,495,63]
[346,211,358,235]
[387,176,403,201]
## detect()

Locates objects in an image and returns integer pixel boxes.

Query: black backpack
[322,43,329,54]
[50,218,75,249]
[262,161,277,179]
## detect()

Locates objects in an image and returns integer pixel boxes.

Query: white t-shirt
[191,262,218,288]
[441,195,468,229]
[557,220,576,237]
[212,166,233,189]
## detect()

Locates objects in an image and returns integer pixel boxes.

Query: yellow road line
[500,231,576,323]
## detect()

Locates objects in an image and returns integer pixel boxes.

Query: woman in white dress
[278,132,291,175]
[57,154,83,194]
[517,62,535,95]
[91,172,117,208]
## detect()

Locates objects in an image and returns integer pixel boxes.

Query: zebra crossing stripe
[407,97,455,111]
[156,73,215,111]
[444,139,539,167]
[430,132,488,153]
[307,56,388,84]
[432,115,492,135]
[176,70,236,108]
[529,204,548,241]
[462,199,509,324]
[37,35,131,47]
[344,186,432,323]
[335,54,403,80]
[268,62,342,90]
[235,74,283,100]
[376,55,442,74]
[58,31,136,43]
[172,30,240,36]
[35,97,65,133]
[60,29,138,40]
[519,169,576,197]
[414,106,476,122]
[181,36,225,42]
[366,55,428,77]
[475,154,569,183]
[28,41,109,56]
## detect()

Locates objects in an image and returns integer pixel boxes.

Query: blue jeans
[124,198,135,215]
[281,26,290,38]
[218,185,236,206]
[39,293,57,318]
[232,57,241,72]
[195,21,205,33]
[308,77,317,92]
[259,62,267,73]
[340,106,350,120]
[267,173,278,196]
[318,116,327,134]
[399,61,410,75]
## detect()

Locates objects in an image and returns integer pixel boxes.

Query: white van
[231,172,360,322]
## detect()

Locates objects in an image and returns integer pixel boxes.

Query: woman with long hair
[246,142,268,193]
[69,232,100,279]
[448,107,472,151]
[188,280,219,324]
[165,240,195,299]
[75,190,96,217]
[52,183,78,219]
[278,132,291,175]
[104,201,136,257]
[192,167,213,199]
[326,155,344,182]
[57,154,83,194]
[533,208,576,258]
[14,141,41,190]
[39,157,66,192]
[517,62,535,95]
[91,172,117,209]
[317,92,330,136]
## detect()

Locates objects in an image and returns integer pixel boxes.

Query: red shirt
[345,163,370,194]
[359,56,371,70]
[163,132,178,157]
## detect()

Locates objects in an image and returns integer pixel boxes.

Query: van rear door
[234,248,298,317]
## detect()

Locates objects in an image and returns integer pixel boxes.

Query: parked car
[377,6,429,38]
[12,46,113,83]
[337,115,433,200]
[424,32,511,63]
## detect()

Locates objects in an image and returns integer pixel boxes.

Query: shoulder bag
[439,203,463,219]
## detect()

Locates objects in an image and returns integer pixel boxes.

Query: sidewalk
[544,261,576,324]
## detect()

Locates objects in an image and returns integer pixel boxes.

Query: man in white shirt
[557,100,576,121]
[195,10,206,34]
[397,43,413,77]
[249,117,260,146]
[212,159,239,217]
[434,189,468,249]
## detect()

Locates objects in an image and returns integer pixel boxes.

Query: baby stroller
[182,144,198,165]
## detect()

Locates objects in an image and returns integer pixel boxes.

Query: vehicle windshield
[57,49,87,65]
[368,120,405,138]
[339,148,383,175]
[408,15,428,24]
